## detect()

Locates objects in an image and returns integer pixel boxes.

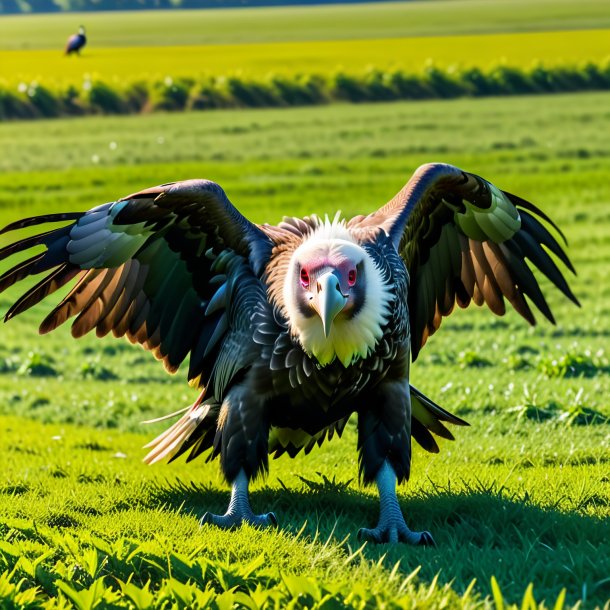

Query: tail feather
[411,418,440,453]
[143,413,201,465]
[410,384,468,453]
[142,387,215,465]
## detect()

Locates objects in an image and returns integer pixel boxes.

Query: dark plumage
[65,26,86,55]
[0,164,578,543]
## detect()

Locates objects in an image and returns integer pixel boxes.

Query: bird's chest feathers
[295,312,384,368]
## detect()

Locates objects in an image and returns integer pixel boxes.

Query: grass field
[3,30,610,85]
[1,0,610,84]
[3,0,610,49]
[0,91,609,607]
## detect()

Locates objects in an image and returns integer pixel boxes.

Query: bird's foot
[358,518,435,545]
[361,461,436,545]
[200,509,278,530]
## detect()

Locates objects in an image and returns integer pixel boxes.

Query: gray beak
[315,271,348,337]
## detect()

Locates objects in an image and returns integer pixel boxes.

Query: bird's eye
[348,269,357,286]
[300,268,310,288]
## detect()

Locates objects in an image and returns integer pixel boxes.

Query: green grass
[2,0,610,50]
[2,0,610,84]
[0,92,610,607]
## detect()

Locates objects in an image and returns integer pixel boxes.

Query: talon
[199,470,278,531]
[418,531,436,547]
[364,462,435,546]
[249,511,278,528]
[358,523,434,545]
[200,510,278,530]
[200,511,241,529]
[358,527,380,543]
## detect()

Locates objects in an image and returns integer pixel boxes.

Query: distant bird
[65,25,86,55]
[0,164,578,544]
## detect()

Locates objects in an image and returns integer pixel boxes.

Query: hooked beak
[313,271,348,337]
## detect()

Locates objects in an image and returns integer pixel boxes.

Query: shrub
[1,61,610,122]
[331,71,368,102]
[17,351,58,378]
[580,62,608,89]
[459,66,501,97]
[25,82,61,117]
[150,77,192,111]
[489,65,535,95]
[87,80,127,114]
[123,80,149,112]
[537,352,600,379]
[60,84,85,115]
[296,74,327,104]
[225,76,279,107]
[528,63,560,93]
[268,74,316,106]
[80,358,118,381]
[423,65,466,98]
[188,77,231,109]
[0,84,35,120]
[457,350,492,368]
[386,69,433,99]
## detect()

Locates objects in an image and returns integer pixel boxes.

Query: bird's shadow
[147,475,610,606]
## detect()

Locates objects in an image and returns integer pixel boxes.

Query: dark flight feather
[350,163,578,359]
[0,166,576,489]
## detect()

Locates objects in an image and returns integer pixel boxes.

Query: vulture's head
[283,220,392,367]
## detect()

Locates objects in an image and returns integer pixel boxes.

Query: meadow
[0,91,609,608]
[3,30,610,85]
[3,0,610,50]
[1,0,610,86]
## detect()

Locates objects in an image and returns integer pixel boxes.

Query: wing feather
[350,163,578,358]
[0,179,272,397]
[470,240,505,315]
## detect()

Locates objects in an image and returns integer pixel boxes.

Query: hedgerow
[2,60,610,121]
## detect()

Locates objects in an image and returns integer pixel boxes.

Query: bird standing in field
[0,163,578,544]
[65,25,86,55]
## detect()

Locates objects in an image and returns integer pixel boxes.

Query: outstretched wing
[0,180,272,395]
[349,163,579,360]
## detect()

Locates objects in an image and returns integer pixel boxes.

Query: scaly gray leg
[358,461,435,545]
[200,469,277,529]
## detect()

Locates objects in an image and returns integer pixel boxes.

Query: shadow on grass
[149,477,610,606]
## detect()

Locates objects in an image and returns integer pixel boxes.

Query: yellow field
[2,29,609,85]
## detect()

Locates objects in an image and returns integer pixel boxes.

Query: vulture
[65,26,86,55]
[0,163,578,544]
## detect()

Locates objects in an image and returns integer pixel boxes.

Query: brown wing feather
[1,180,273,395]
[350,163,579,359]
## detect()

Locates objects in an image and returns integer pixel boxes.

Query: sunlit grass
[2,29,610,85]
[0,92,609,606]
[2,0,610,51]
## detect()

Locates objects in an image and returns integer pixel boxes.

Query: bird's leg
[357,379,435,545]
[358,461,434,545]
[201,387,276,529]
[200,468,277,529]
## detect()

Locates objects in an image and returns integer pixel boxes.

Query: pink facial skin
[299,253,362,318]
[299,255,357,294]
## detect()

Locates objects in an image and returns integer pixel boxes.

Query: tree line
[1,0,359,13]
